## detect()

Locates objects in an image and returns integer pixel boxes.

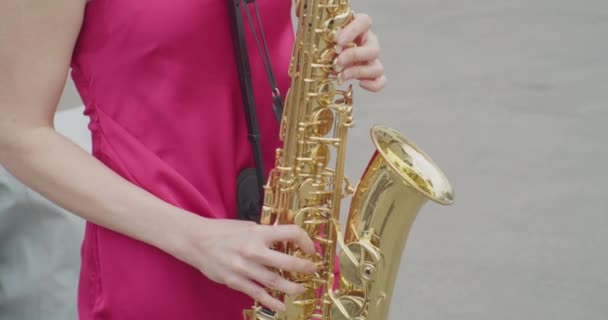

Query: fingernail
[297,285,307,294]
[309,245,318,255]
[337,73,344,85]
[334,62,343,73]
[340,72,349,83]
[278,303,286,312]
[309,263,317,273]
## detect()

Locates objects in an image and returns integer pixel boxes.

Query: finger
[336,13,372,47]
[263,225,316,255]
[337,33,379,68]
[358,29,369,45]
[359,75,387,92]
[255,248,317,274]
[225,275,286,312]
[243,263,306,297]
[341,59,384,81]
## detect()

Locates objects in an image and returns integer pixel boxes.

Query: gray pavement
[54,0,608,319]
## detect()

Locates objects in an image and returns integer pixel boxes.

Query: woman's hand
[173,217,317,312]
[336,13,387,92]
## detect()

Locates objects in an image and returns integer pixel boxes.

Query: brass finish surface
[244,0,454,319]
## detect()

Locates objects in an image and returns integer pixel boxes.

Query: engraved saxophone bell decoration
[243,0,454,318]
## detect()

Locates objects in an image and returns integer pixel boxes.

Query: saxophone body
[243,0,454,319]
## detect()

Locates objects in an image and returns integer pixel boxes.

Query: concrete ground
[56,0,608,319]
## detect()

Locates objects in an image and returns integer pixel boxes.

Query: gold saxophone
[244,0,454,319]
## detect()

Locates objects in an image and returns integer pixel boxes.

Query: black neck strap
[227,0,284,202]
[240,0,284,123]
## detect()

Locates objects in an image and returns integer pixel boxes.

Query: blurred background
[348,1,608,319]
[2,0,607,319]
[57,79,81,111]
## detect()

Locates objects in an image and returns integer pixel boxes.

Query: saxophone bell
[336,125,454,320]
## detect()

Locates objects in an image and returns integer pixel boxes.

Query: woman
[0,0,386,319]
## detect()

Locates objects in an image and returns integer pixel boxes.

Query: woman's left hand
[336,13,387,92]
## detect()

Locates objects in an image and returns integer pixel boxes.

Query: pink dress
[70,0,294,318]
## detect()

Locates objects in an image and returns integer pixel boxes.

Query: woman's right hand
[172,216,318,312]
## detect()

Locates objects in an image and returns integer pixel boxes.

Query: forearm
[0,125,198,255]
[0,0,202,262]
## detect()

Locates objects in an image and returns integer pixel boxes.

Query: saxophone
[244,0,454,319]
